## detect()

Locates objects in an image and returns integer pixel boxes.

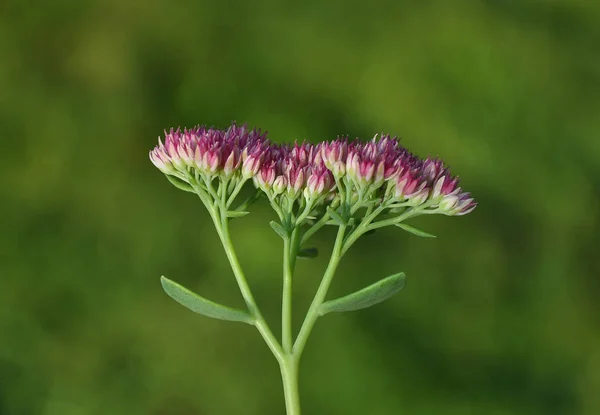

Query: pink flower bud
[273,175,287,195]
[254,161,277,191]
[332,161,346,177]
[223,149,238,177]
[242,150,262,178]
[149,144,174,174]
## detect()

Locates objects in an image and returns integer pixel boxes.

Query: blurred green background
[2,0,600,414]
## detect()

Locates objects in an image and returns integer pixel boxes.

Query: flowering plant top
[150,122,476,415]
[150,122,476,222]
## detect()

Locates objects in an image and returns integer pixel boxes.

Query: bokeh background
[2,0,600,414]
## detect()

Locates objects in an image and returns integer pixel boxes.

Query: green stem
[226,178,248,208]
[280,355,301,415]
[340,204,386,255]
[293,225,347,358]
[300,212,330,245]
[282,232,294,353]
[364,208,420,232]
[210,205,284,363]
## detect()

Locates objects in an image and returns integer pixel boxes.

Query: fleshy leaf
[318,272,406,316]
[160,276,254,324]
[395,223,436,238]
[227,210,250,218]
[166,175,195,193]
[270,221,288,239]
[297,247,318,259]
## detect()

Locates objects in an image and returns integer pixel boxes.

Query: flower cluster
[149,123,268,182]
[253,142,334,204]
[321,135,476,215]
[150,123,476,216]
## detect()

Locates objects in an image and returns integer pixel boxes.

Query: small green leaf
[227,210,250,218]
[160,276,254,324]
[318,272,406,316]
[297,247,318,259]
[227,178,237,194]
[395,223,436,238]
[166,175,195,193]
[270,221,288,239]
[327,207,345,226]
[235,190,262,212]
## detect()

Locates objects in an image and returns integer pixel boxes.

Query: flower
[256,141,334,204]
[149,123,269,182]
[151,123,476,217]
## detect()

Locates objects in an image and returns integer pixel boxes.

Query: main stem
[280,355,301,415]
[282,231,295,353]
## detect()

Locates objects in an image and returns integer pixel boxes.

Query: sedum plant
[150,122,476,414]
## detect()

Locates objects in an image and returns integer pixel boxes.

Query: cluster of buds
[320,135,476,215]
[253,142,334,205]
[150,123,476,216]
[149,123,268,183]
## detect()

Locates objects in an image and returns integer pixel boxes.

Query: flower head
[149,123,269,182]
[150,123,476,218]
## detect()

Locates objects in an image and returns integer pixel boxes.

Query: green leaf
[395,223,436,238]
[160,276,254,324]
[235,190,262,212]
[227,210,250,218]
[270,221,288,239]
[327,207,345,226]
[166,175,195,193]
[318,272,406,316]
[297,247,318,259]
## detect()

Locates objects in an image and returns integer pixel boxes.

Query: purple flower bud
[422,158,444,183]
[254,159,277,191]
[394,170,420,198]
[432,174,460,199]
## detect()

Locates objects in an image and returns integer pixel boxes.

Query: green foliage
[227,210,250,218]
[395,223,437,238]
[319,273,406,316]
[270,220,289,239]
[160,276,254,324]
[166,175,195,193]
[297,247,318,259]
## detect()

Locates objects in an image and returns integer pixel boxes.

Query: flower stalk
[150,122,477,415]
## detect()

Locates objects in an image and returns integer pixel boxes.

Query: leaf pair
[161,272,406,324]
